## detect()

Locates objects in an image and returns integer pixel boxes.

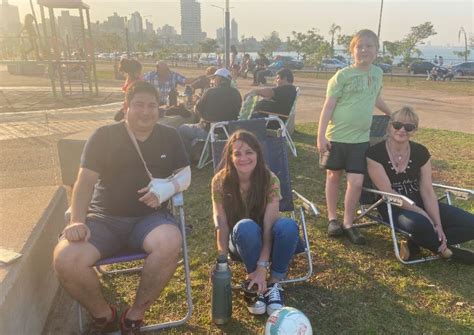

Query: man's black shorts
[321,142,370,174]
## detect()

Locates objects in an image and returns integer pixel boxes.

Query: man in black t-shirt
[248,68,297,125]
[53,82,191,334]
[178,68,242,160]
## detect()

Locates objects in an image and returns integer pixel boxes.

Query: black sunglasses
[391,121,417,132]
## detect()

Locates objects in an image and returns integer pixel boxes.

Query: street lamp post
[211,2,232,68]
[225,0,230,68]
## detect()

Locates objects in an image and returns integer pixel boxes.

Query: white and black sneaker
[265,282,284,315]
[246,293,266,315]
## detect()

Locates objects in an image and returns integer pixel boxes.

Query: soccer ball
[264,307,313,335]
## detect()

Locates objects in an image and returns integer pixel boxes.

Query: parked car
[318,58,347,71]
[374,61,392,73]
[197,56,218,67]
[451,61,474,76]
[408,61,439,74]
[271,56,304,70]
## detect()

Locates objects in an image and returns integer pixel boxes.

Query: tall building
[57,10,83,45]
[180,0,204,44]
[128,11,143,34]
[0,0,20,35]
[231,18,238,45]
[145,19,154,34]
[103,12,126,34]
[216,27,224,45]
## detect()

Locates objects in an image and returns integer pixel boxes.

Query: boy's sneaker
[327,219,343,237]
[246,293,266,315]
[119,308,143,335]
[265,282,284,316]
[83,305,118,335]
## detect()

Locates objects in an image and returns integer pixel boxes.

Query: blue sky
[12,0,473,46]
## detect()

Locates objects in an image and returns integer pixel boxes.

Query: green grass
[103,123,474,334]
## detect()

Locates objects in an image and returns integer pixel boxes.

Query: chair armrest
[362,188,415,207]
[172,192,184,207]
[432,183,473,200]
[292,190,319,217]
[257,110,288,118]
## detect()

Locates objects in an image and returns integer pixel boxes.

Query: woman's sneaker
[265,283,284,316]
[246,293,266,315]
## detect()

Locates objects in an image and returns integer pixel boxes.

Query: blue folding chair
[210,118,319,284]
[72,193,193,333]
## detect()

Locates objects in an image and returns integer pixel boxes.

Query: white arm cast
[148,166,191,204]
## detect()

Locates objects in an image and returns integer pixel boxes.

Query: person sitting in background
[366,106,474,264]
[190,66,217,95]
[144,61,194,105]
[212,130,300,315]
[240,53,255,78]
[178,68,242,161]
[252,52,271,86]
[114,58,143,121]
[248,68,297,125]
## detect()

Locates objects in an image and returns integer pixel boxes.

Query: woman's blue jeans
[229,217,300,280]
[379,202,474,252]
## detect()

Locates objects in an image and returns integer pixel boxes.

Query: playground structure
[0,0,99,99]
[37,0,98,98]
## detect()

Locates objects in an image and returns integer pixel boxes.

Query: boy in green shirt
[317,29,392,244]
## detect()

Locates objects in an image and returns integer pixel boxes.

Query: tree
[399,22,437,63]
[199,38,218,57]
[458,26,468,62]
[286,31,306,59]
[261,31,282,56]
[328,23,341,56]
[383,40,403,60]
[453,50,471,61]
[337,34,353,56]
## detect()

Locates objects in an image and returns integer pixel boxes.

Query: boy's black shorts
[321,141,370,174]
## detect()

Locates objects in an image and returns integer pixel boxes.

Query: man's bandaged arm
[148,166,191,204]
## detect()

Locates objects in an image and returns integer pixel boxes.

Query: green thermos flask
[211,254,232,324]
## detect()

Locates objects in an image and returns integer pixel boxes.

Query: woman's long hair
[215,130,271,228]
[119,58,142,80]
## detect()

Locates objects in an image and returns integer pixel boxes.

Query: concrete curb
[0,186,68,335]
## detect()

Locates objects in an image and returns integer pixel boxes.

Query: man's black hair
[125,81,159,105]
[277,68,294,84]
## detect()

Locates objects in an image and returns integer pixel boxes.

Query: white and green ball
[264,307,313,335]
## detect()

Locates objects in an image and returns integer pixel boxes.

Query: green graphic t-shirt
[326,65,383,143]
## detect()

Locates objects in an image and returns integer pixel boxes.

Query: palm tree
[329,23,341,56]
[458,26,468,62]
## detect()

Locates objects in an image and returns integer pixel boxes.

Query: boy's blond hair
[349,29,379,54]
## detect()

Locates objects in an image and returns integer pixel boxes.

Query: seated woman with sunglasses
[366,106,474,264]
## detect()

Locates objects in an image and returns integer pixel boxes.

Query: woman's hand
[246,267,268,294]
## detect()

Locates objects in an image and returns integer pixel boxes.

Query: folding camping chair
[353,115,474,264]
[251,87,300,156]
[74,193,193,333]
[209,118,319,285]
[195,94,259,169]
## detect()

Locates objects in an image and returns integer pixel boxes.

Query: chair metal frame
[209,118,319,285]
[252,87,300,152]
[354,185,473,265]
[77,192,193,333]
[197,115,297,169]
